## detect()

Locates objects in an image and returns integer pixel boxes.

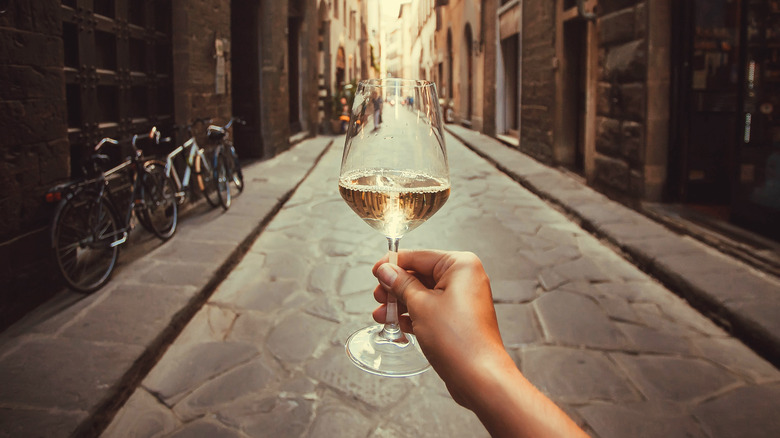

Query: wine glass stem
[380,236,407,343]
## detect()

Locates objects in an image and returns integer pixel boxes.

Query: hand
[372,250,588,438]
[371,250,506,406]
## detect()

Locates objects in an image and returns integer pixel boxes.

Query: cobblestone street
[102,133,780,438]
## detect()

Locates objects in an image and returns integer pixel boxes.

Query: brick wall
[594,0,647,198]
[0,0,69,326]
[172,0,232,139]
[520,0,557,162]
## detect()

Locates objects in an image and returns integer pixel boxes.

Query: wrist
[457,349,521,412]
[459,351,587,438]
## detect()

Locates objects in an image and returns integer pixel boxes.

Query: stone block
[535,290,627,349]
[0,406,83,438]
[305,347,412,408]
[306,400,374,438]
[266,312,336,363]
[0,337,144,411]
[693,384,780,438]
[61,283,195,346]
[389,386,486,438]
[691,336,780,384]
[579,402,708,438]
[597,82,613,116]
[594,154,630,192]
[599,0,642,16]
[173,358,278,421]
[495,303,542,346]
[600,7,637,46]
[217,393,314,438]
[604,40,646,83]
[619,82,646,121]
[167,419,243,438]
[0,65,64,102]
[15,1,61,35]
[612,354,740,402]
[0,29,62,69]
[621,120,643,164]
[491,279,539,303]
[595,116,621,156]
[521,346,639,403]
[101,389,180,438]
[616,322,693,355]
[142,341,259,405]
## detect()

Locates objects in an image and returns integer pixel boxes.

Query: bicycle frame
[163,136,210,202]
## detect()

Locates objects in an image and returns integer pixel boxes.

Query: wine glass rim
[358,78,434,88]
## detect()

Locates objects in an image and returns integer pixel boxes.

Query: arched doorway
[336,46,346,91]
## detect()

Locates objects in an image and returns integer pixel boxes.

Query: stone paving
[102,133,780,438]
[0,137,333,437]
[447,125,780,366]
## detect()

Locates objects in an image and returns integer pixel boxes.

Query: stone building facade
[0,0,321,328]
[435,0,778,241]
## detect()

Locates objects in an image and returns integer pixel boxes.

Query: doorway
[672,0,780,240]
[464,24,474,123]
[231,0,263,158]
[673,0,741,209]
[498,34,520,138]
[560,18,587,174]
[288,16,302,134]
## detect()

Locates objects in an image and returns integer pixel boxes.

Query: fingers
[372,249,452,279]
[375,263,431,307]
[372,305,414,333]
[373,284,408,314]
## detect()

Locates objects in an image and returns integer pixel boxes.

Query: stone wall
[594,0,647,199]
[520,0,557,162]
[172,0,232,139]
[0,0,69,326]
[260,0,292,157]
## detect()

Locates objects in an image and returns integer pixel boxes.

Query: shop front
[672,0,780,240]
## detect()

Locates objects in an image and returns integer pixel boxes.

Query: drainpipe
[577,0,597,21]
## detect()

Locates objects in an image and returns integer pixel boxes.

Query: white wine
[339,169,450,238]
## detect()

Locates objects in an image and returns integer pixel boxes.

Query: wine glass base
[345,324,431,377]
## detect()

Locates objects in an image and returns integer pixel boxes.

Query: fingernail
[376,263,398,288]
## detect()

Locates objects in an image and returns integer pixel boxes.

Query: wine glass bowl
[339,78,450,377]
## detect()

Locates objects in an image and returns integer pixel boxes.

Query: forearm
[462,353,588,438]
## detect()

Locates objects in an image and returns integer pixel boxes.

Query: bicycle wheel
[226,141,244,193]
[196,152,220,208]
[141,160,178,240]
[214,148,231,210]
[51,190,121,293]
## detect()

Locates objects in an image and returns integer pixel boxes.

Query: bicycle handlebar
[94,137,118,152]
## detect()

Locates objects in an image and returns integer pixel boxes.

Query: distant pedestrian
[371,250,588,438]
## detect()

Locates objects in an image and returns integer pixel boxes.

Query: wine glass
[339,78,450,377]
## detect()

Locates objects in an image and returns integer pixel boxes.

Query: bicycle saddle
[207,125,226,141]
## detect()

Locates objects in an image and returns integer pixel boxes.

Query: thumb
[375,263,427,306]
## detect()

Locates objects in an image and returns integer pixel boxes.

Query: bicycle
[163,118,226,210]
[207,117,245,209]
[46,134,178,293]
